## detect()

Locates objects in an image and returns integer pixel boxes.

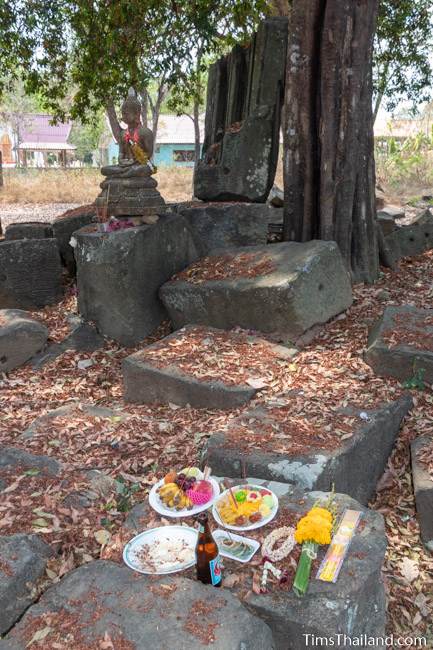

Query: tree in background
[0,1,267,124]
[0,78,43,167]
[69,111,108,165]
[283,0,379,284]
[373,0,433,121]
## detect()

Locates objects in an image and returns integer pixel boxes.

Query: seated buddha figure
[102,95,155,178]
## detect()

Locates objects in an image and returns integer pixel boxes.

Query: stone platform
[160,241,353,341]
[123,325,296,408]
[74,204,280,346]
[75,215,198,346]
[95,165,165,219]
[365,305,433,383]
[203,393,412,504]
[0,486,387,649]
[0,560,274,650]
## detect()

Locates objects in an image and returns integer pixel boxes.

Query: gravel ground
[0,203,80,230]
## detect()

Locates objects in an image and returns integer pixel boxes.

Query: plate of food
[149,467,220,518]
[123,525,197,574]
[212,484,278,531]
[213,529,260,563]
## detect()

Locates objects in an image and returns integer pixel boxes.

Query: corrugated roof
[19,142,76,150]
[19,114,73,147]
[156,114,204,144]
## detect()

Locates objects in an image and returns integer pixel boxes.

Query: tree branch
[105,99,121,143]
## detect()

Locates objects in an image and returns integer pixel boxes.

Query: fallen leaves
[399,557,420,584]
[1,250,433,643]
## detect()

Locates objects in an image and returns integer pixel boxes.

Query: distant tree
[69,111,107,163]
[373,0,433,120]
[0,78,42,167]
[0,1,267,125]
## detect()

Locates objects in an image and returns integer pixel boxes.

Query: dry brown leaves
[1,251,433,642]
[416,437,433,479]
[382,310,433,351]
[171,251,275,284]
[136,325,291,387]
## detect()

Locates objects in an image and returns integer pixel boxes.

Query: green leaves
[374,0,433,114]
[0,0,267,122]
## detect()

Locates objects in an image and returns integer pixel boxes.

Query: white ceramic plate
[212,484,279,531]
[149,477,220,518]
[213,529,260,563]
[123,525,198,575]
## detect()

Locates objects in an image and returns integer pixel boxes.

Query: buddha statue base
[95,163,166,221]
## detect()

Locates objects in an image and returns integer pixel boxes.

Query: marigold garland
[293,499,336,597]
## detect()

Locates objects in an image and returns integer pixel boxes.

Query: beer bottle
[195,513,222,587]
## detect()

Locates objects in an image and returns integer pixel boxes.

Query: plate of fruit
[212,484,278,531]
[149,467,220,517]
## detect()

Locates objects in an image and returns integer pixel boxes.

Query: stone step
[411,435,433,553]
[365,305,433,383]
[123,324,296,409]
[160,240,353,341]
[202,393,412,504]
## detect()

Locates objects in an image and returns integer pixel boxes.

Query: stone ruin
[194,17,288,202]
[1,17,431,647]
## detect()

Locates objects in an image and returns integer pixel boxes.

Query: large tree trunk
[283,0,379,284]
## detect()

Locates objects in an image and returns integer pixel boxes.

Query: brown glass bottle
[195,513,222,587]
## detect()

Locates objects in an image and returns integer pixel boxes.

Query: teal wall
[107,141,200,168]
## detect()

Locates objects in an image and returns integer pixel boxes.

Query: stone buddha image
[96,93,166,219]
[102,95,155,178]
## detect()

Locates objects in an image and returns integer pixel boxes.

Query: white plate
[212,484,279,531]
[213,529,260,563]
[123,525,197,575]
[149,477,220,518]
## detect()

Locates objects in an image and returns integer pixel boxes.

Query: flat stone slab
[244,489,387,649]
[203,393,412,504]
[0,310,48,373]
[0,560,274,649]
[0,534,52,635]
[411,435,433,553]
[0,239,62,310]
[123,325,296,408]
[365,305,433,383]
[384,209,433,264]
[123,486,387,649]
[160,241,353,340]
[174,202,271,256]
[4,222,53,241]
[377,205,405,220]
[0,446,63,478]
[31,314,104,369]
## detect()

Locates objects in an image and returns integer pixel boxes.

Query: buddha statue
[101,95,155,177]
[96,93,166,220]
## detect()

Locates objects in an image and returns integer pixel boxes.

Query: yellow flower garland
[294,506,333,545]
